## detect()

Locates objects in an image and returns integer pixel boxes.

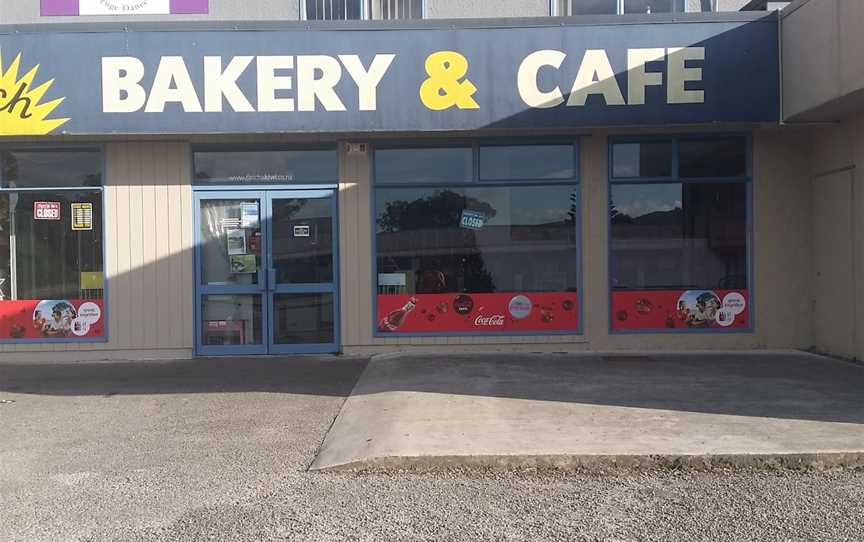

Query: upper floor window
[554,0,685,15]
[303,0,424,20]
[303,0,365,20]
[373,0,424,19]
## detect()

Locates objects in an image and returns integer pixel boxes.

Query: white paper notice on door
[293,225,311,238]
[226,229,247,255]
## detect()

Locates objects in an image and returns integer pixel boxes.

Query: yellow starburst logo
[0,51,70,136]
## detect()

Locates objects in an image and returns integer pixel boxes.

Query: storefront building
[0,0,858,361]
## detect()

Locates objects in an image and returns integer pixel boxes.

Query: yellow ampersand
[419,51,479,111]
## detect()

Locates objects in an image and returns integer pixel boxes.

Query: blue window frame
[191,145,341,356]
[372,139,582,337]
[608,134,753,334]
[0,146,108,344]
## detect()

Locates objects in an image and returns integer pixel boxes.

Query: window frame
[550,0,687,16]
[607,133,754,335]
[371,138,583,338]
[0,144,108,345]
[301,0,427,20]
[191,143,341,187]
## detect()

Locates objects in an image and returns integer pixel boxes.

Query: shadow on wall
[479,14,779,130]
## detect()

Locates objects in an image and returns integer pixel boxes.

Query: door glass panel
[272,197,333,284]
[201,295,263,345]
[199,199,261,285]
[273,293,334,345]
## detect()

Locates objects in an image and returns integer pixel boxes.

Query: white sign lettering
[102,54,396,113]
[474,314,505,327]
[517,47,705,107]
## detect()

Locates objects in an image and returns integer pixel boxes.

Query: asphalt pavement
[0,355,862,541]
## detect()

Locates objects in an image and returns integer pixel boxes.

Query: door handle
[257,268,265,291]
[269,268,277,291]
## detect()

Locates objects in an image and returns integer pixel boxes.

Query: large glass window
[193,148,338,185]
[0,149,105,341]
[375,142,580,335]
[609,136,750,332]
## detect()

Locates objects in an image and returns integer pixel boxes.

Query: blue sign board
[0,17,779,136]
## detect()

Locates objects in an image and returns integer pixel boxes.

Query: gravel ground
[1,357,862,542]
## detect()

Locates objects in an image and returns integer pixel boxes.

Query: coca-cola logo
[474,314,505,326]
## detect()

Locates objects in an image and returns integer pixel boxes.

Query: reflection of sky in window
[479,146,574,180]
[611,184,682,219]
[375,148,473,183]
[612,144,640,178]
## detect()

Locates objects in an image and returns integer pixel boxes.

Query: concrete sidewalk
[311,351,864,470]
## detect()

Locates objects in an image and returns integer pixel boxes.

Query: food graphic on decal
[635,297,653,315]
[616,309,629,322]
[665,312,676,328]
[427,313,436,322]
[677,290,722,328]
[435,301,449,314]
[561,299,574,312]
[540,307,554,323]
[9,324,25,339]
[378,297,418,332]
[453,294,474,315]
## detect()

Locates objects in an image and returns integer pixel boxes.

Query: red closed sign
[34,201,61,220]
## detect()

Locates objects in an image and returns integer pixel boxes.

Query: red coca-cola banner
[377,292,579,333]
[0,299,105,339]
[611,289,749,331]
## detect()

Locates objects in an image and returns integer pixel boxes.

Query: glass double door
[195,190,338,355]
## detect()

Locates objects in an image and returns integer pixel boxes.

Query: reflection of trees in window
[377,190,496,232]
[377,189,498,293]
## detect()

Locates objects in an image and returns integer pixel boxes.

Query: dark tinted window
[610,182,747,290]
[2,150,101,188]
[194,149,338,184]
[375,147,473,184]
[679,138,747,178]
[569,0,618,15]
[612,142,673,178]
[623,0,680,13]
[479,145,575,180]
[376,185,578,294]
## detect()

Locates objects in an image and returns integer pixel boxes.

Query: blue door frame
[193,189,340,356]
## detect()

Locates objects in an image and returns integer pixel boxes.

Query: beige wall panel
[342,128,813,352]
[808,114,864,360]
[0,141,194,361]
[811,170,856,358]
[782,0,839,119]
